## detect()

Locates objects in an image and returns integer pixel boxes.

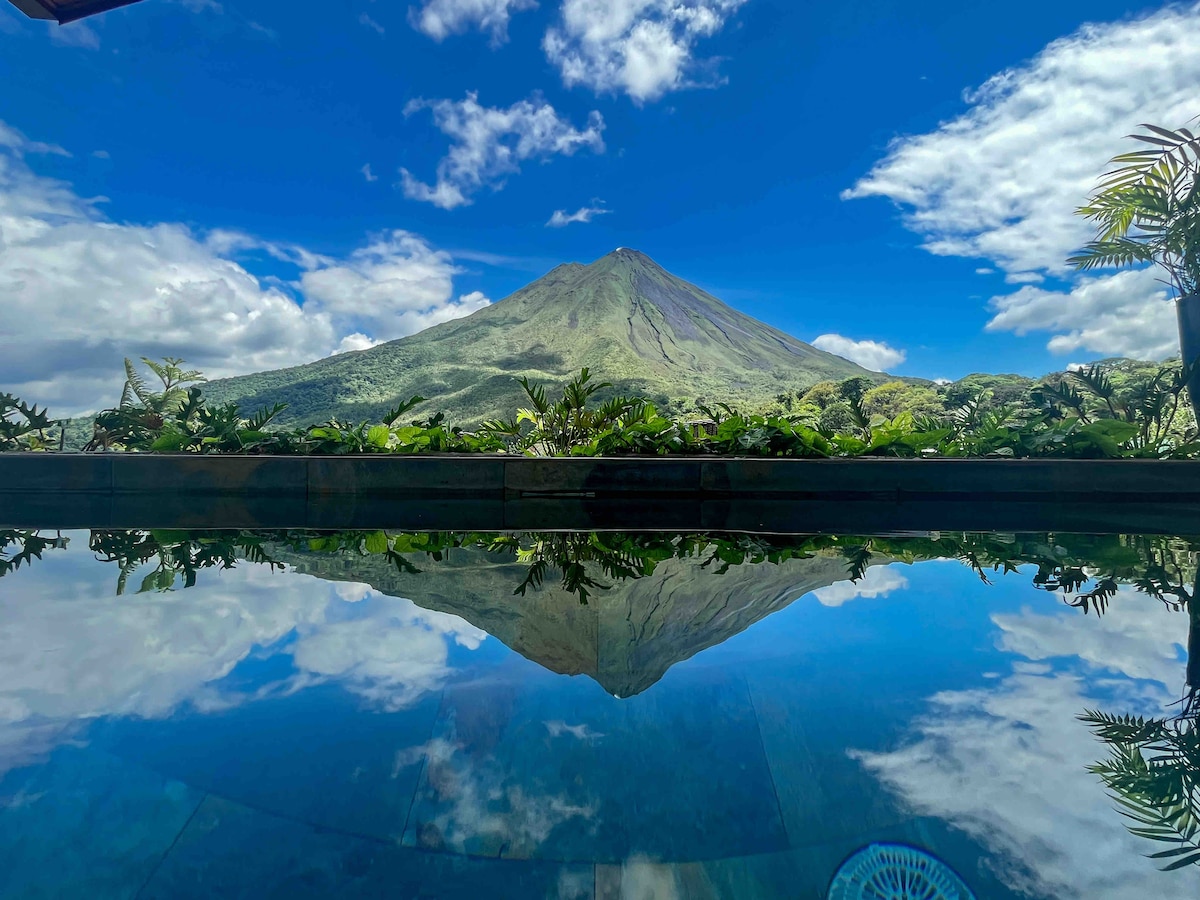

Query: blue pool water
[0,530,1196,898]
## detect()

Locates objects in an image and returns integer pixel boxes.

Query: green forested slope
[200,249,880,426]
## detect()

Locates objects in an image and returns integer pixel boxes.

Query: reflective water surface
[0,529,1197,899]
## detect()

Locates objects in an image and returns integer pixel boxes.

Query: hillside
[201,249,881,426]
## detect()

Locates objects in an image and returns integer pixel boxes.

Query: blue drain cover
[827,843,977,900]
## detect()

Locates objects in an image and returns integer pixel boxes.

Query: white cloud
[408,0,537,46]
[300,233,493,338]
[975,267,995,275]
[361,163,378,182]
[811,333,906,370]
[359,12,385,35]
[544,0,748,103]
[47,21,100,49]
[0,122,70,158]
[247,21,277,40]
[844,4,1200,357]
[1004,272,1044,285]
[811,565,909,608]
[400,92,604,210]
[852,592,1192,899]
[984,268,1177,360]
[546,203,610,227]
[0,123,489,415]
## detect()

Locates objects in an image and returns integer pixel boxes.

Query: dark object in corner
[6,0,145,24]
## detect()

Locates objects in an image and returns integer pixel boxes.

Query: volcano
[204,248,880,425]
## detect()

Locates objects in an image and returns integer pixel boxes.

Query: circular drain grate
[827,843,977,900]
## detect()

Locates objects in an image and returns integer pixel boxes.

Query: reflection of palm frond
[1081,710,1200,870]
[840,545,873,582]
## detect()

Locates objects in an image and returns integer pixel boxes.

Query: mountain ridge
[201,249,882,426]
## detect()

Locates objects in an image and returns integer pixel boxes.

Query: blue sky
[1,0,1198,412]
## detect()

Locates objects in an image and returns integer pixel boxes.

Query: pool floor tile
[746,667,918,844]
[0,745,204,900]
[140,795,595,900]
[97,685,443,843]
[402,669,788,863]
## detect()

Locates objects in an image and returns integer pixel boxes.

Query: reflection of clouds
[812,564,908,607]
[399,736,596,856]
[994,589,1187,688]
[0,556,486,773]
[853,591,1193,900]
[292,588,485,712]
[544,720,604,741]
[609,856,683,899]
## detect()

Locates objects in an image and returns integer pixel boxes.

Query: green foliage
[87,357,210,450]
[511,368,642,456]
[1069,121,1200,296]
[861,381,943,420]
[88,529,285,594]
[0,530,68,578]
[1081,710,1200,870]
[800,380,841,410]
[61,356,1200,459]
[46,528,1200,615]
[0,393,62,451]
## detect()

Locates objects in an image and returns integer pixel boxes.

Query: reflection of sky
[848,579,1193,900]
[0,535,1196,897]
[0,535,489,774]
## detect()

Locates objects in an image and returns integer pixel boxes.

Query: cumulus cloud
[408,0,537,46]
[297,232,492,339]
[361,163,378,182]
[546,203,610,227]
[844,4,1200,358]
[544,0,748,103]
[853,592,1192,899]
[0,123,489,414]
[985,267,1178,360]
[811,565,909,608]
[811,333,906,370]
[400,92,604,210]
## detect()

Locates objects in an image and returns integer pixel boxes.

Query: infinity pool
[0,529,1196,899]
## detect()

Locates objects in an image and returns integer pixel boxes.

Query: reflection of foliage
[0,530,68,578]
[1,393,62,451]
[1080,710,1200,870]
[54,529,1200,613]
[88,530,285,594]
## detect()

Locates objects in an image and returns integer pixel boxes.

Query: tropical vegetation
[1069,120,1200,420]
[0,392,62,451]
[5,355,1200,459]
[1069,121,1200,299]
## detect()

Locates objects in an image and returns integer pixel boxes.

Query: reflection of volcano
[275,546,877,696]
